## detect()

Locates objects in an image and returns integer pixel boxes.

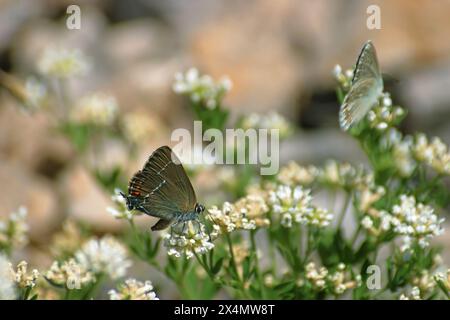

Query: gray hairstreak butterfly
[339,40,384,131]
[122,146,205,231]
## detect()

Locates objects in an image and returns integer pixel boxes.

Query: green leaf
[212,257,224,275]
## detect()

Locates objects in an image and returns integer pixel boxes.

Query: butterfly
[339,40,384,131]
[121,146,205,231]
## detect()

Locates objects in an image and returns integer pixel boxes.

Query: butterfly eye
[196,204,205,214]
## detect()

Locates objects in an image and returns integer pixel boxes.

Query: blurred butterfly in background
[339,40,384,131]
[121,146,205,231]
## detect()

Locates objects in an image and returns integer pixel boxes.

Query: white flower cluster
[366,93,405,131]
[38,48,89,78]
[241,112,292,138]
[319,161,375,191]
[71,93,118,126]
[173,68,232,110]
[361,209,392,236]
[413,134,450,175]
[232,195,270,228]
[164,222,214,259]
[10,261,39,289]
[0,254,15,300]
[75,235,132,279]
[277,161,376,192]
[391,195,444,251]
[393,138,416,177]
[434,268,450,292]
[109,278,159,300]
[362,195,445,251]
[412,270,436,293]
[208,201,257,235]
[0,206,29,251]
[269,185,333,228]
[45,259,95,290]
[333,64,353,91]
[357,186,385,213]
[107,189,140,221]
[379,128,416,177]
[381,129,450,178]
[121,112,165,145]
[302,262,361,295]
[399,286,421,300]
[277,161,319,186]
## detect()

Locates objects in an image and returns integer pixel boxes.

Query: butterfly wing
[339,41,383,131]
[352,41,382,83]
[128,146,197,219]
[339,78,382,131]
[151,218,175,231]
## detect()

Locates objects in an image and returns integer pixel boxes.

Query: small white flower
[269,185,332,228]
[10,261,39,289]
[207,199,261,235]
[38,48,89,78]
[45,259,94,290]
[413,134,450,175]
[109,278,159,300]
[391,195,444,251]
[163,221,214,259]
[71,93,118,126]
[399,286,421,300]
[392,136,416,177]
[0,206,29,251]
[75,235,132,279]
[361,216,373,229]
[173,68,232,109]
[333,64,342,78]
[241,112,292,138]
[277,162,319,186]
[121,112,166,145]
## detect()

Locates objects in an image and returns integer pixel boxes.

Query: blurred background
[0,0,450,297]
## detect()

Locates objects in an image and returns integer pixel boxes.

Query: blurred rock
[103,19,176,67]
[0,100,74,179]
[190,0,303,115]
[0,162,59,240]
[108,58,183,120]
[0,0,43,52]
[399,61,450,132]
[280,129,368,165]
[62,165,122,231]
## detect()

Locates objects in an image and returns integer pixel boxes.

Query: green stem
[193,252,216,283]
[226,233,240,281]
[250,230,266,299]
[337,192,352,230]
[225,233,249,298]
[82,273,105,299]
[303,227,314,264]
[64,288,72,300]
[21,287,32,300]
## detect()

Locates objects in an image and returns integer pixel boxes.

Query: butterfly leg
[170,220,183,237]
[194,220,201,233]
[181,221,188,235]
